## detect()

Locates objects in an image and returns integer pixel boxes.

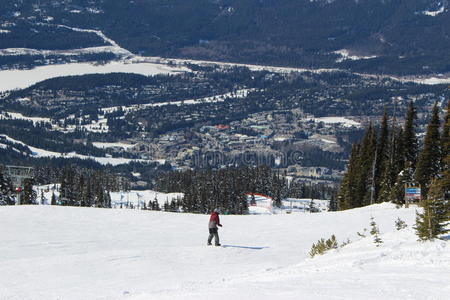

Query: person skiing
[207,208,222,246]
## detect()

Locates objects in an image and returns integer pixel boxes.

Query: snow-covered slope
[0,203,448,299]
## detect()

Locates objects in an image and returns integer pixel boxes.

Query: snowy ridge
[333,49,378,63]
[0,134,153,166]
[1,21,450,94]
[101,89,256,114]
[423,5,446,17]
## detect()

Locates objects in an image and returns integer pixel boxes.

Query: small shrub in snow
[340,238,351,248]
[395,217,407,230]
[370,217,383,247]
[357,228,367,238]
[309,235,338,258]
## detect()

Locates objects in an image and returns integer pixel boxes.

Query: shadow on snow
[221,245,269,250]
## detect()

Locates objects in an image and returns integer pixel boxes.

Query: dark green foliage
[415,103,442,199]
[403,101,418,170]
[415,179,450,241]
[2,0,448,74]
[309,235,339,258]
[374,110,390,202]
[414,100,450,241]
[21,178,37,205]
[395,217,407,231]
[338,124,378,209]
[0,166,13,205]
[158,165,337,214]
[338,101,442,209]
[58,165,124,208]
[370,217,383,247]
[51,191,56,205]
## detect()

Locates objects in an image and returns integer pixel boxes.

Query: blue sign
[405,187,421,200]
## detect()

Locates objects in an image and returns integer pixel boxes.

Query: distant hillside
[1,0,449,75]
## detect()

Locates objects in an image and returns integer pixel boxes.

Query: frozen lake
[0,61,187,92]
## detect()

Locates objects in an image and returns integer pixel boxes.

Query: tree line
[0,165,128,208]
[337,100,450,239]
[157,165,337,214]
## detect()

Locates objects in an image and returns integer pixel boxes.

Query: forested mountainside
[1,0,449,75]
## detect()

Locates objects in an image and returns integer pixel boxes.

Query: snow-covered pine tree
[21,178,36,205]
[415,102,442,199]
[0,166,13,205]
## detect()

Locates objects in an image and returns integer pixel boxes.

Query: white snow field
[0,61,187,92]
[0,203,448,300]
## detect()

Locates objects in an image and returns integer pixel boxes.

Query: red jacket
[209,212,221,228]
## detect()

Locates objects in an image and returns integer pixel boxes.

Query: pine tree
[0,166,13,205]
[415,102,442,199]
[21,178,36,205]
[356,123,377,207]
[415,179,449,240]
[389,161,415,205]
[338,143,361,210]
[51,191,57,205]
[441,100,450,164]
[374,109,390,202]
[370,217,383,246]
[403,101,418,169]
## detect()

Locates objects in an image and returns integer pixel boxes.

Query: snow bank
[0,203,447,299]
[308,116,361,127]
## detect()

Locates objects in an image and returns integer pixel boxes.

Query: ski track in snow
[0,203,448,300]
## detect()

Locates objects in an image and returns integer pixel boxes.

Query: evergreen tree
[51,191,57,205]
[415,179,449,240]
[403,101,418,169]
[415,102,442,199]
[388,161,415,205]
[21,178,36,205]
[0,166,13,205]
[374,109,390,202]
[338,143,361,210]
[370,217,383,247]
[356,123,377,207]
[441,100,450,164]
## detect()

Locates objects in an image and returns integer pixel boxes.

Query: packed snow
[92,142,137,150]
[0,111,52,124]
[0,203,448,300]
[309,116,361,127]
[333,49,378,63]
[423,6,446,17]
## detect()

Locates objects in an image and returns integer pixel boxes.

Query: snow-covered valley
[0,203,448,300]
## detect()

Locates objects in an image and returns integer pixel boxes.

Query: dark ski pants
[208,228,220,245]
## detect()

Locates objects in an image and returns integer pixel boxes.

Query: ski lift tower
[5,165,34,205]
